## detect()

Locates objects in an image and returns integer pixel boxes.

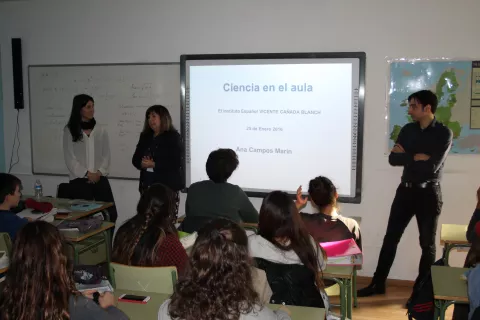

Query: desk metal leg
[434,299,457,320]
[353,267,358,307]
[346,279,353,319]
[66,242,79,265]
[434,300,440,320]
[101,209,111,222]
[102,229,113,283]
[325,277,347,320]
[339,279,346,320]
[443,244,453,266]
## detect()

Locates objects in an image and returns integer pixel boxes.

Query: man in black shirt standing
[358,90,453,297]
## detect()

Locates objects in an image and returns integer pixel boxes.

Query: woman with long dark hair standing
[132,105,183,215]
[112,183,188,273]
[63,94,117,222]
[0,221,127,320]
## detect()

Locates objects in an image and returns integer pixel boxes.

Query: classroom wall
[0,47,4,173]
[1,0,479,281]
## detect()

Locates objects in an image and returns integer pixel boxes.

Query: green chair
[0,233,12,281]
[110,262,178,294]
[0,233,12,255]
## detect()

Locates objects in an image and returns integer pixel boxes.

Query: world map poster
[388,59,480,154]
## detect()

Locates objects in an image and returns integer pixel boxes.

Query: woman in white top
[63,94,117,222]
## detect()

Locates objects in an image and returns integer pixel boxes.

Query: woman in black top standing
[132,105,183,215]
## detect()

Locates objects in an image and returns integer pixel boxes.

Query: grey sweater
[158,299,291,320]
[69,295,128,320]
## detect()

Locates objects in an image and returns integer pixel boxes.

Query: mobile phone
[118,294,150,304]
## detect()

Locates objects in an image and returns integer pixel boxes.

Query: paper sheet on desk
[17,208,57,222]
[76,280,114,293]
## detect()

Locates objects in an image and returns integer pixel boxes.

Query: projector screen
[181,52,365,203]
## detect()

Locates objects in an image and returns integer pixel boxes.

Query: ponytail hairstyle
[308,176,337,210]
[112,183,177,266]
[169,219,258,320]
[258,191,325,288]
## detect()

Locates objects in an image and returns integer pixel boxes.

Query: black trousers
[373,183,443,286]
[70,176,118,222]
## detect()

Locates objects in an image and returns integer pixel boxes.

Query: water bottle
[34,179,43,200]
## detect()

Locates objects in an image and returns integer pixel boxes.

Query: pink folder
[319,238,363,266]
[319,238,361,257]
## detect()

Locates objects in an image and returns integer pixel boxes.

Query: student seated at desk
[467,187,480,244]
[0,221,128,320]
[297,176,362,249]
[159,218,291,320]
[248,191,328,312]
[0,173,27,241]
[465,222,480,320]
[454,212,480,320]
[180,148,258,233]
[112,183,188,274]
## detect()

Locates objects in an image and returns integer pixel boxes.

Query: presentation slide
[183,56,363,200]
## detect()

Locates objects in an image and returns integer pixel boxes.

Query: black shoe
[357,282,386,297]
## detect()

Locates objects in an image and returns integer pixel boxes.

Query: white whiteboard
[28,63,180,179]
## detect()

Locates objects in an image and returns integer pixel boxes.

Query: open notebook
[16,208,56,222]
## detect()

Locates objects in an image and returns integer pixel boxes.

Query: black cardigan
[254,257,325,308]
[132,130,184,192]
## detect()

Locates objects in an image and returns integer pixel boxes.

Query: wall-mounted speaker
[11,38,24,110]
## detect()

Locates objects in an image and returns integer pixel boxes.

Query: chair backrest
[110,262,178,294]
[349,216,362,224]
[0,233,12,256]
[57,183,72,199]
[242,223,259,234]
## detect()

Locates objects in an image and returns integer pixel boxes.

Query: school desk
[440,224,470,265]
[431,265,469,320]
[114,289,326,320]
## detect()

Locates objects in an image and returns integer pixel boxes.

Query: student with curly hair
[112,183,187,274]
[0,221,127,320]
[159,219,291,320]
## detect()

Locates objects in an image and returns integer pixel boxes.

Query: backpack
[406,258,445,320]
